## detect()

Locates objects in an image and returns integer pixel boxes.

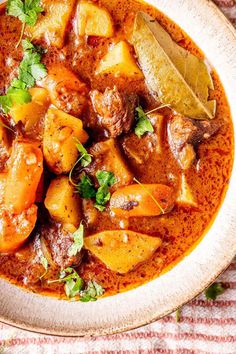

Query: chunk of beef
[40,223,83,269]
[90,86,138,138]
[168,114,221,170]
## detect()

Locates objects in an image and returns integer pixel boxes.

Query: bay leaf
[132,12,216,119]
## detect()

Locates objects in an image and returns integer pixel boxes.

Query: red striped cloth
[0,1,236,353]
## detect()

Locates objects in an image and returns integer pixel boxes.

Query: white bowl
[0,0,236,336]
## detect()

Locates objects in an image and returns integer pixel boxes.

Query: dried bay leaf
[132,12,216,119]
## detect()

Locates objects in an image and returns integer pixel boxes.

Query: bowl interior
[0,0,236,336]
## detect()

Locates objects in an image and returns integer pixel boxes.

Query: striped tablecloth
[1,1,236,353]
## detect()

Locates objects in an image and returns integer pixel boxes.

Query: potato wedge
[43,107,88,174]
[78,1,114,37]
[9,88,50,130]
[0,205,38,254]
[4,142,43,214]
[110,183,174,217]
[84,230,162,273]
[89,138,133,190]
[45,176,82,227]
[26,0,76,48]
[96,41,143,78]
[177,174,197,207]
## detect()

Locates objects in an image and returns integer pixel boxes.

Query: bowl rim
[0,0,236,337]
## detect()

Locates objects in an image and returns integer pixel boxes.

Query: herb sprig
[0,39,47,114]
[7,0,44,47]
[48,267,104,301]
[77,170,116,211]
[68,222,84,257]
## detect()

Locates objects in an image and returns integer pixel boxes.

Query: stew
[0,0,233,301]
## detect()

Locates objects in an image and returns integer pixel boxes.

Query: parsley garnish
[94,170,116,211]
[75,140,92,167]
[0,39,47,114]
[77,170,116,211]
[7,0,44,46]
[69,140,92,186]
[80,280,104,302]
[48,267,104,301]
[68,222,84,257]
[205,282,225,300]
[77,175,97,199]
[135,106,154,138]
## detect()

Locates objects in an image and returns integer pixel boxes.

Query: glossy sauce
[0,0,233,298]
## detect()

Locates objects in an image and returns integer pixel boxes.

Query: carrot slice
[4,141,43,214]
[110,183,174,218]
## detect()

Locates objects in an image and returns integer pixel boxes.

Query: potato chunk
[177,174,197,207]
[43,107,88,174]
[26,0,76,48]
[96,41,143,78]
[41,65,88,117]
[78,1,114,37]
[89,138,133,190]
[45,176,82,227]
[0,205,38,254]
[84,230,162,273]
[9,88,50,130]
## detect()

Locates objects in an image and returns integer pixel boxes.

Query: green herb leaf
[96,170,116,187]
[77,175,96,199]
[95,185,110,207]
[7,0,44,26]
[80,280,104,302]
[94,170,116,211]
[205,282,225,300]
[75,141,92,167]
[68,222,84,257]
[59,267,84,299]
[48,267,104,301]
[0,39,47,114]
[134,106,154,138]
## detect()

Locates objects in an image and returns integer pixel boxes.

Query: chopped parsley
[7,0,44,46]
[0,39,47,114]
[77,175,96,199]
[77,170,116,211]
[134,105,154,138]
[48,267,104,301]
[68,222,84,257]
[205,282,225,300]
[94,170,116,211]
[75,140,92,167]
[7,0,44,26]
[69,140,92,186]
[80,280,104,302]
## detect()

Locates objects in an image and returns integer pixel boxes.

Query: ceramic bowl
[0,0,236,336]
